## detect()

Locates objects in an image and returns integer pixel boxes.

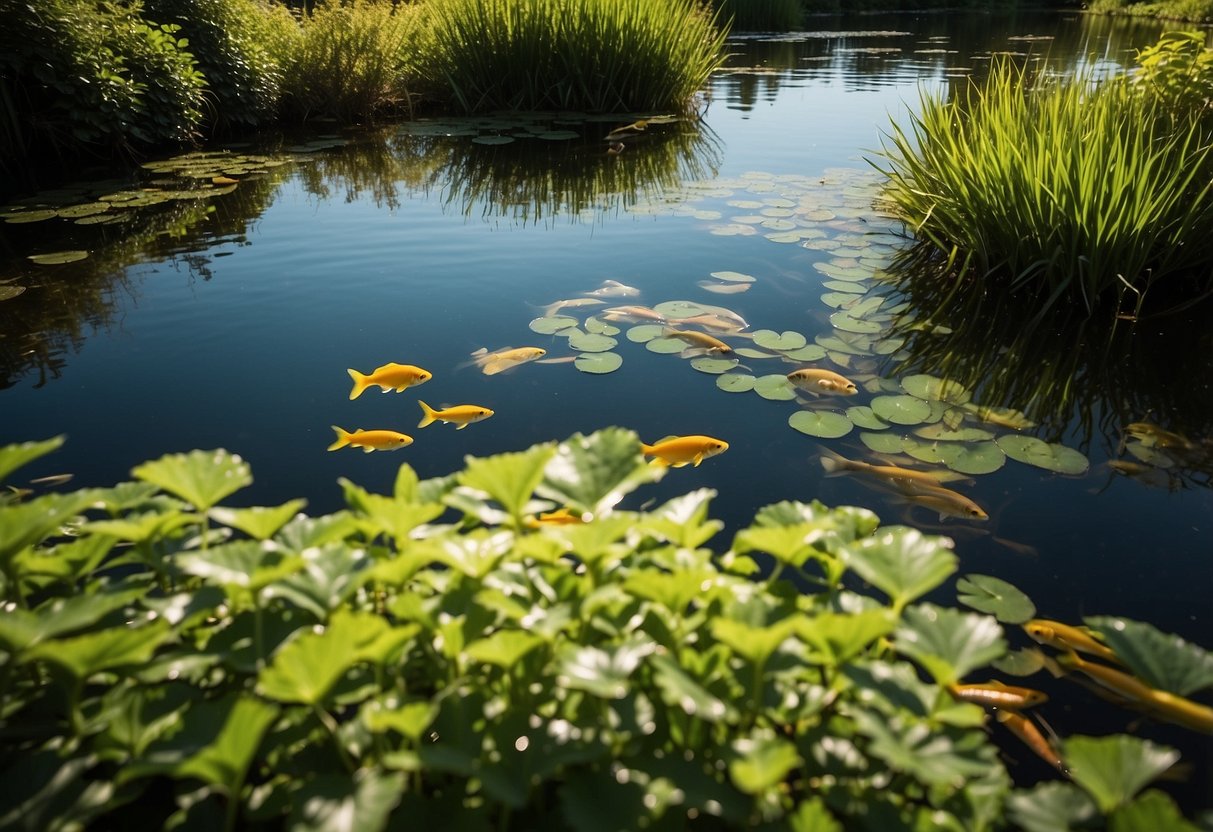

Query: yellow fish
[662,327,732,353]
[677,313,748,334]
[820,449,957,490]
[327,426,413,453]
[787,368,858,396]
[1057,652,1213,733]
[995,710,1067,774]
[347,363,431,400]
[524,508,587,528]
[947,682,1048,710]
[471,346,546,376]
[899,483,989,522]
[418,401,494,430]
[601,305,667,324]
[1024,619,1123,665]
[1125,421,1195,450]
[541,298,604,317]
[641,435,729,468]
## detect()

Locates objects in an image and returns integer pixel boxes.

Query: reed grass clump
[279,0,428,122]
[876,56,1213,314]
[423,0,728,113]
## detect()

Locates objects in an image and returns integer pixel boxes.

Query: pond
[2,8,1211,809]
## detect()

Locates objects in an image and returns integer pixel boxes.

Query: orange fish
[347,363,431,400]
[641,435,729,468]
[471,347,546,376]
[417,401,494,430]
[327,426,413,453]
[787,368,858,396]
[947,682,1048,709]
[662,327,732,353]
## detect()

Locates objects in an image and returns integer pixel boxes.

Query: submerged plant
[0,431,1209,829]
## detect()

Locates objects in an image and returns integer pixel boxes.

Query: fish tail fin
[347,368,369,400]
[328,426,352,451]
[417,401,437,428]
[661,327,678,338]
[471,347,488,357]
[640,442,656,456]
[820,448,851,476]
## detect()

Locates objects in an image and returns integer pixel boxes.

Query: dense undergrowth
[1089,0,1213,21]
[1,431,1211,830]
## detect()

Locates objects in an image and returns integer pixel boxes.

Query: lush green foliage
[423,0,727,113]
[279,0,427,122]
[0,431,1206,830]
[0,0,205,177]
[1089,0,1213,22]
[711,0,802,31]
[876,42,1213,315]
[142,0,297,133]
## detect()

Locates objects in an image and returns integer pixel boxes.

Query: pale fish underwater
[328,426,413,453]
[641,435,729,468]
[418,401,494,430]
[470,346,547,376]
[347,363,432,400]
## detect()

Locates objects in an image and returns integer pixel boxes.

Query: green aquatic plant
[0,432,1208,829]
[422,0,728,113]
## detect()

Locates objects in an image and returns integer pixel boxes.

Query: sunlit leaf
[753,374,796,401]
[729,733,801,794]
[945,442,1006,475]
[28,250,89,265]
[781,345,829,361]
[0,436,65,485]
[956,574,1036,624]
[289,771,404,832]
[28,620,172,680]
[1084,616,1213,696]
[846,406,889,430]
[996,436,1089,475]
[363,698,437,743]
[210,500,307,541]
[871,395,932,425]
[537,428,657,516]
[852,708,998,787]
[993,647,1048,677]
[0,491,99,561]
[901,374,971,405]
[860,431,906,454]
[1109,789,1200,832]
[645,337,687,354]
[177,541,305,595]
[797,609,896,666]
[914,424,994,442]
[829,312,883,334]
[896,605,1006,686]
[626,324,665,343]
[529,315,578,334]
[1006,781,1098,832]
[652,300,708,318]
[0,285,26,301]
[650,653,732,722]
[841,526,957,609]
[712,618,795,668]
[557,640,654,699]
[690,357,739,374]
[752,330,807,351]
[132,449,252,511]
[567,331,617,352]
[465,630,545,668]
[788,410,853,439]
[1064,735,1179,813]
[459,443,556,525]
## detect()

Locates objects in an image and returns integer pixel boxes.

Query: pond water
[2,9,1211,806]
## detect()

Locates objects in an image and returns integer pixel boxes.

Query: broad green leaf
[342,487,444,544]
[788,410,853,439]
[0,436,65,485]
[557,640,654,699]
[626,324,665,343]
[132,449,252,510]
[841,526,957,609]
[541,514,634,567]
[210,499,306,540]
[574,352,623,374]
[362,699,437,743]
[1006,782,1097,832]
[956,574,1036,624]
[752,330,807,351]
[860,431,906,454]
[1083,616,1213,696]
[716,373,756,392]
[288,771,404,832]
[1064,735,1180,813]
[28,250,88,265]
[841,660,936,717]
[177,541,305,595]
[0,584,145,652]
[537,428,658,516]
[797,609,896,666]
[269,543,375,618]
[733,525,817,569]
[913,424,994,442]
[996,436,1089,475]
[945,441,1006,475]
[1109,789,1200,832]
[712,618,795,667]
[650,653,732,722]
[464,630,545,668]
[641,489,722,549]
[13,532,116,585]
[690,356,739,374]
[175,695,279,795]
[729,733,801,794]
[753,374,796,401]
[624,568,715,613]
[394,463,420,502]
[901,374,971,405]
[993,647,1048,677]
[559,770,649,832]
[710,270,755,283]
[788,798,843,832]
[459,443,556,525]
[0,491,99,561]
[847,406,889,430]
[85,510,196,544]
[567,330,617,352]
[432,529,513,579]
[896,604,1006,686]
[871,395,932,425]
[28,620,172,680]
[852,708,997,788]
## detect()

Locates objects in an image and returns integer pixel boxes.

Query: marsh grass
[280,0,427,122]
[876,59,1213,315]
[424,0,728,113]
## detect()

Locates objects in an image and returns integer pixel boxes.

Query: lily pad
[871,395,932,426]
[859,432,905,455]
[847,406,890,431]
[27,250,88,265]
[752,330,807,351]
[945,442,1006,475]
[567,331,617,352]
[902,374,972,405]
[709,271,755,283]
[829,312,884,334]
[652,300,708,319]
[529,316,578,335]
[816,333,874,356]
[645,337,687,354]
[913,425,994,442]
[690,357,739,374]
[5,209,58,224]
[472,135,515,145]
[626,324,665,343]
[536,130,579,140]
[814,263,868,281]
[583,316,620,336]
[789,411,853,439]
[821,292,861,309]
[780,345,828,362]
[901,439,962,466]
[957,574,1036,624]
[996,436,1089,475]
[0,285,27,301]
[765,232,802,243]
[574,352,623,374]
[716,374,756,393]
[753,374,796,401]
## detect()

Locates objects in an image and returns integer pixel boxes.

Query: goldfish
[899,483,989,522]
[602,305,667,324]
[641,435,729,468]
[471,346,546,376]
[585,279,639,298]
[1024,619,1123,665]
[347,363,432,400]
[1125,421,1195,450]
[947,682,1048,709]
[328,426,413,453]
[787,368,858,396]
[418,401,494,430]
[524,508,587,528]
[995,710,1068,773]
[1056,652,1213,733]
[966,405,1036,431]
[541,298,604,317]
[662,327,732,353]
[678,313,749,334]
[820,449,959,491]
[694,303,749,330]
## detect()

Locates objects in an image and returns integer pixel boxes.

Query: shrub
[423,0,728,113]
[278,0,425,122]
[0,0,204,175]
[141,0,299,134]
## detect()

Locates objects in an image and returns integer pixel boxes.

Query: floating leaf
[5,209,57,223]
[996,436,1089,475]
[690,357,739,374]
[583,316,620,336]
[529,316,578,335]
[901,374,972,405]
[567,331,616,352]
[709,270,755,283]
[913,424,994,442]
[574,352,622,374]
[821,292,860,309]
[896,604,1006,685]
[822,280,868,293]
[900,439,961,466]
[1084,616,1213,696]
[28,250,88,265]
[870,395,932,425]
[716,374,756,393]
[993,647,1048,677]
[626,324,665,343]
[733,347,778,359]
[536,130,579,140]
[652,300,708,318]
[859,432,905,454]
[781,345,828,361]
[753,374,796,401]
[132,449,252,511]
[472,135,515,145]
[956,574,1036,624]
[1064,735,1179,813]
[829,312,883,334]
[846,406,889,431]
[0,285,27,301]
[752,330,807,351]
[645,337,686,354]
[945,442,1006,475]
[788,411,852,439]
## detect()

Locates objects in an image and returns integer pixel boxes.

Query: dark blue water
[2,10,1211,804]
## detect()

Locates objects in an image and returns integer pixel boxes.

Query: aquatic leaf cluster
[1,433,1206,830]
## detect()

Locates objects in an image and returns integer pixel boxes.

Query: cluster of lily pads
[396,112,680,147]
